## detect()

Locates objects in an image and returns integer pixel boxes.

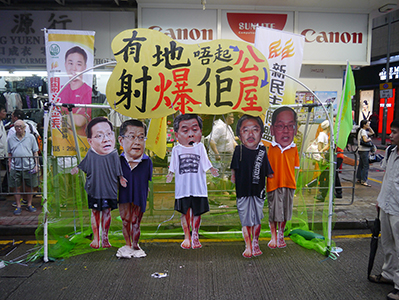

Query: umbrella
[368,207,381,278]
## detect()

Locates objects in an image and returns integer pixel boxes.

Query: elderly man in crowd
[8,120,39,215]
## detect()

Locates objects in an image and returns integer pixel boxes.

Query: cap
[321,120,329,130]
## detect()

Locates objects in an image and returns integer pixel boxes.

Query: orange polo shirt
[267,142,300,193]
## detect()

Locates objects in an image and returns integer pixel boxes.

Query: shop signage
[140,7,369,65]
[380,82,393,99]
[140,7,294,44]
[300,29,363,44]
[0,10,134,69]
[226,13,288,43]
[141,8,217,45]
[379,66,399,81]
[380,89,393,98]
[297,12,369,65]
[106,28,270,118]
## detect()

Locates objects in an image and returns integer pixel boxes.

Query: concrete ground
[0,235,393,300]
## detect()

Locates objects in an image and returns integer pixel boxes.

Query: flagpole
[336,61,350,146]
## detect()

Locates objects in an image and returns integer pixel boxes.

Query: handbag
[360,139,373,148]
[358,129,373,148]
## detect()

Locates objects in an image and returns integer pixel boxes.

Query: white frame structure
[41,64,337,262]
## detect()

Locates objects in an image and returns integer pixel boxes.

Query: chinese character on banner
[254,27,304,143]
[45,29,94,157]
[107,28,270,119]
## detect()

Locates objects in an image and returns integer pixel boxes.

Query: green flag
[334,62,355,149]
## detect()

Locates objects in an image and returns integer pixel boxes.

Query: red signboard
[379,89,395,135]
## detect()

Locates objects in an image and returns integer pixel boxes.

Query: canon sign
[301,29,363,44]
[149,26,213,41]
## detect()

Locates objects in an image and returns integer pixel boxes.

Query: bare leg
[242,226,252,258]
[268,221,277,249]
[119,203,132,247]
[13,188,22,208]
[191,215,202,249]
[25,186,33,207]
[277,221,287,248]
[90,209,101,249]
[132,205,144,250]
[252,224,262,256]
[180,208,192,249]
[101,208,112,248]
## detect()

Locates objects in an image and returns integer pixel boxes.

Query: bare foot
[242,247,252,258]
[102,240,112,248]
[277,237,286,248]
[252,241,263,256]
[90,240,100,249]
[192,240,202,249]
[268,239,277,249]
[181,239,191,249]
[191,234,202,249]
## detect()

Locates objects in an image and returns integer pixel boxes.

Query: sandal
[361,182,372,187]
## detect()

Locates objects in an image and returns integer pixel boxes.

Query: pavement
[0,232,394,300]
[0,136,395,300]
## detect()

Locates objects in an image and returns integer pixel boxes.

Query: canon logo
[149,26,213,41]
[301,29,363,44]
[238,22,276,30]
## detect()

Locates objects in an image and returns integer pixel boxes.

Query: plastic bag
[306,140,322,161]
[369,153,384,163]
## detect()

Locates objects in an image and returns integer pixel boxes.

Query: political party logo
[49,43,60,56]
[269,39,295,60]
[227,13,288,43]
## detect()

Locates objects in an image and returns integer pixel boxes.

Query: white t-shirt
[316,131,329,149]
[169,142,212,199]
[358,128,370,151]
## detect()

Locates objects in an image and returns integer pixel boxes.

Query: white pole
[327,105,335,252]
[42,103,50,263]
